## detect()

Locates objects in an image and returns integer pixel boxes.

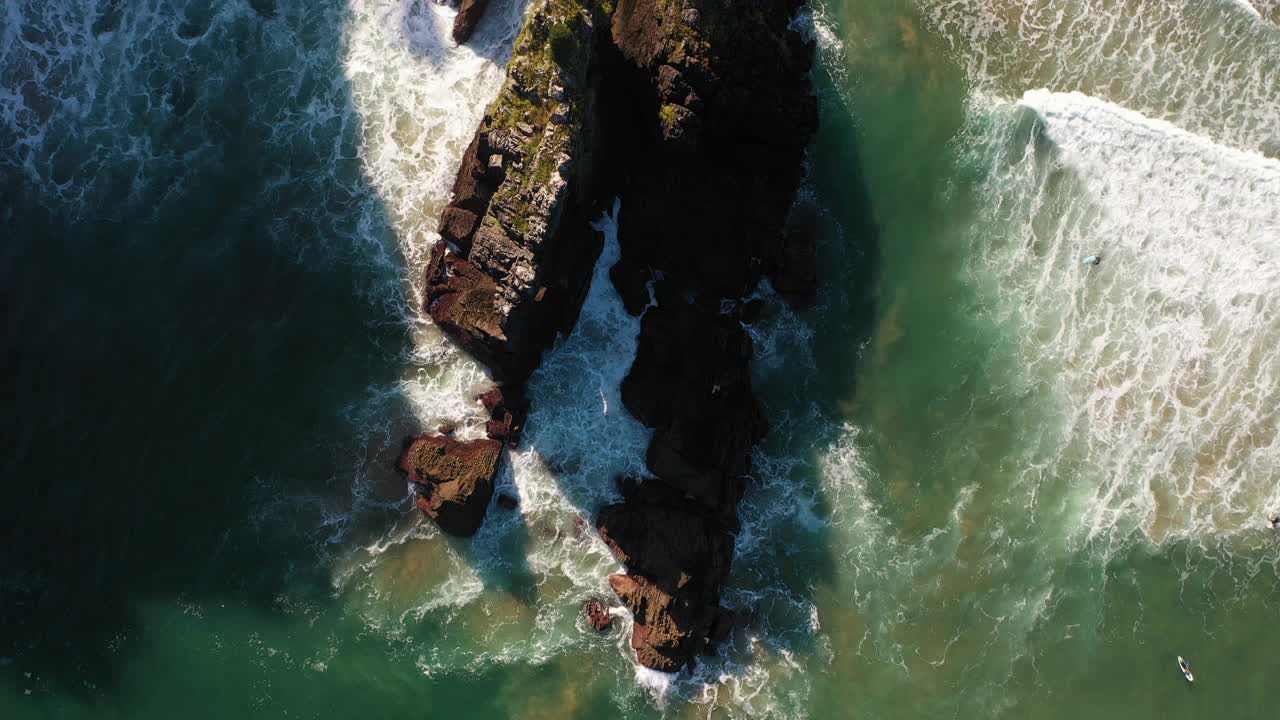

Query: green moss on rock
[474,0,596,245]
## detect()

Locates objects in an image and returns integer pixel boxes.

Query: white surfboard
[1177,656,1194,683]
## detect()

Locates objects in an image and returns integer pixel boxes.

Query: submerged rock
[396,435,503,537]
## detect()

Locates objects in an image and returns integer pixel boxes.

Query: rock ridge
[405,0,819,672]
[398,0,605,539]
[592,0,819,671]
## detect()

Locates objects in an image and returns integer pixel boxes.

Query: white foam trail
[633,665,676,707]
[346,0,531,269]
[1231,0,1263,19]
[510,200,651,586]
[973,90,1280,548]
[918,0,1280,157]
[799,1,853,114]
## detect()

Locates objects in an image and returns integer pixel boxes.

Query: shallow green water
[796,0,1280,716]
[3,0,1279,717]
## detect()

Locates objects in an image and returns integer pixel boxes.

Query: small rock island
[397,0,819,673]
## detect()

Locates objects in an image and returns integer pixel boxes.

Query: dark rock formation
[591,0,818,672]
[396,435,503,537]
[583,599,613,631]
[496,493,520,510]
[418,0,817,673]
[607,256,652,316]
[410,0,607,544]
[453,0,492,44]
[247,0,276,19]
[774,206,823,303]
[739,298,765,325]
[479,383,529,446]
[427,0,604,384]
[620,302,764,529]
[597,476,734,670]
[604,0,820,299]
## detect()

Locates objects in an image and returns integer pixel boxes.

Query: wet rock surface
[420,0,817,673]
[452,0,492,44]
[605,0,820,299]
[427,0,603,385]
[480,383,529,446]
[593,0,818,671]
[584,599,614,631]
[396,435,503,537]
[620,302,764,529]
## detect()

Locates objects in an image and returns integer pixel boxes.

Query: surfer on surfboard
[1178,656,1194,683]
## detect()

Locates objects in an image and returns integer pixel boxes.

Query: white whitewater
[1231,0,1263,19]
[920,0,1280,157]
[968,90,1280,547]
[1248,0,1280,22]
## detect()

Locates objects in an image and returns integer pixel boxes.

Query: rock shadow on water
[0,0,424,699]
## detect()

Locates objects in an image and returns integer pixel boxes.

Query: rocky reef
[603,0,820,302]
[408,0,818,671]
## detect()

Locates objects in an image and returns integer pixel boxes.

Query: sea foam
[983,89,1280,547]
[920,0,1280,157]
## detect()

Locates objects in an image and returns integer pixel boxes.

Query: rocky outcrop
[396,435,503,537]
[479,383,528,445]
[452,0,492,44]
[620,303,764,530]
[603,0,820,299]
[592,0,819,671]
[417,0,818,672]
[583,599,613,631]
[427,0,603,384]
[597,477,735,669]
[409,0,607,540]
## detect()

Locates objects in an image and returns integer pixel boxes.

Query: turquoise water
[3,0,1279,717]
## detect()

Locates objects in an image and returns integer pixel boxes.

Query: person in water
[1268,514,1279,529]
